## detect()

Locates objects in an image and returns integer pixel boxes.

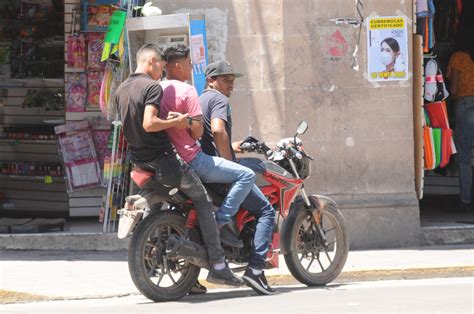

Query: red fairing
[261,170,303,218]
[235,208,255,232]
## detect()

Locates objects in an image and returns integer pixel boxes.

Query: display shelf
[0,139,56,144]
[0,174,64,181]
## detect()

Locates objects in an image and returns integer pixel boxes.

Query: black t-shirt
[199,89,236,161]
[115,73,172,164]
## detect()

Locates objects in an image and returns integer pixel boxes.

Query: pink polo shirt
[159,80,202,163]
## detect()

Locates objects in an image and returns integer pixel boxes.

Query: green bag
[432,128,442,168]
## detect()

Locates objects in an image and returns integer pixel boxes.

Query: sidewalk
[1,245,473,302]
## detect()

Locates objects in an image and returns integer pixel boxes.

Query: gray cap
[205,60,243,78]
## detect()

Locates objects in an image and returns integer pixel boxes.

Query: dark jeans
[455,96,474,203]
[141,154,225,265]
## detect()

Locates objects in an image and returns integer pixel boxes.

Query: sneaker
[207,265,245,286]
[242,268,276,295]
[188,281,207,295]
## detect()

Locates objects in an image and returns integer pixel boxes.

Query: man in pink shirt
[160,43,256,287]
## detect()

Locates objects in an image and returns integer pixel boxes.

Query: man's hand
[232,140,244,153]
[167,111,189,129]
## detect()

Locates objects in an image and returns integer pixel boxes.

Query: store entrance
[417,0,474,230]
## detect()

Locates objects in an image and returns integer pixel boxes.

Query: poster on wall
[367,16,408,82]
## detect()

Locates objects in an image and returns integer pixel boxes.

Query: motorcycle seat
[131,167,154,188]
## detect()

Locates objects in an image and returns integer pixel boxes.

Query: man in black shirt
[115,44,243,288]
[200,60,276,295]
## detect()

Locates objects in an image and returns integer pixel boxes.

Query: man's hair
[162,43,190,63]
[136,43,163,64]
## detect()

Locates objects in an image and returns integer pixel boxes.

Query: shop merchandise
[22,89,64,111]
[66,34,86,70]
[82,2,117,32]
[65,73,87,112]
[424,58,449,102]
[416,0,436,53]
[87,32,105,71]
[423,101,456,170]
[0,125,55,140]
[99,64,113,115]
[87,71,102,109]
[88,116,112,169]
[5,0,63,78]
[55,121,103,192]
[0,161,62,177]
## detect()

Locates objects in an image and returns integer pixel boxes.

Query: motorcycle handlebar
[287,146,303,159]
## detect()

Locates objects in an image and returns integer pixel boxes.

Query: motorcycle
[117,121,349,302]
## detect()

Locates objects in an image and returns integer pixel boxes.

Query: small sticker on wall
[191,34,206,74]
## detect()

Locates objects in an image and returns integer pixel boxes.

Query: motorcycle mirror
[296,121,308,135]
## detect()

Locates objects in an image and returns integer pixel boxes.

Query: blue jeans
[207,158,276,270]
[189,152,255,225]
[455,96,474,203]
[240,185,276,270]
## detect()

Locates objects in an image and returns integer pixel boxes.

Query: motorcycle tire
[284,197,349,286]
[128,210,200,302]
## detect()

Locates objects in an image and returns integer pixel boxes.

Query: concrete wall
[152,0,420,249]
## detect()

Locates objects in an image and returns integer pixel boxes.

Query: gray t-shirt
[199,89,236,161]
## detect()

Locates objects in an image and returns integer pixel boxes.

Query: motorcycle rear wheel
[128,210,200,302]
[284,198,349,286]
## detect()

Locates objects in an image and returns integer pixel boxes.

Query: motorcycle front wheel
[284,197,349,286]
[128,210,200,302]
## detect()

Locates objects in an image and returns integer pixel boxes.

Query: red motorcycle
[118,121,349,302]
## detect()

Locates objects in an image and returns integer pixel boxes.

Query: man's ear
[206,77,214,88]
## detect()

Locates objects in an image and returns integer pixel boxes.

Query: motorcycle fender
[117,196,148,239]
[280,194,336,255]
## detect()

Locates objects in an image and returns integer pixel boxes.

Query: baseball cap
[205,60,244,78]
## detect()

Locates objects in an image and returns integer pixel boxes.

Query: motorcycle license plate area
[117,206,143,239]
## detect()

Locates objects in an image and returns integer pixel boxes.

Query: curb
[2,266,473,304]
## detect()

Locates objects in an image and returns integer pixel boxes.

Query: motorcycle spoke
[156,272,165,286]
[306,255,315,271]
[317,255,326,271]
[326,239,336,247]
[323,226,336,234]
[299,254,305,262]
[324,251,333,263]
[167,272,177,284]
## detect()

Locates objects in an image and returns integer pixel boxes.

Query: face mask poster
[367,16,408,82]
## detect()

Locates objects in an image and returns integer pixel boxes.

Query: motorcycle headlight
[297,156,311,180]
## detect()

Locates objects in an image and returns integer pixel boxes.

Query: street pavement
[2,278,473,312]
[0,244,473,303]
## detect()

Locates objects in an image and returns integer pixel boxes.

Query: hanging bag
[66,9,86,70]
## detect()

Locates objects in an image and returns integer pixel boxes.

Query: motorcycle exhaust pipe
[166,234,210,270]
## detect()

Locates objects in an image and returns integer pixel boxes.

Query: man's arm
[188,115,204,140]
[211,118,233,160]
[143,105,189,132]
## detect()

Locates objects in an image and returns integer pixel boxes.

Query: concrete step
[421,225,474,246]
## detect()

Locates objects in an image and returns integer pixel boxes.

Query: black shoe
[219,224,243,248]
[188,281,207,295]
[206,265,245,286]
[242,268,276,295]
